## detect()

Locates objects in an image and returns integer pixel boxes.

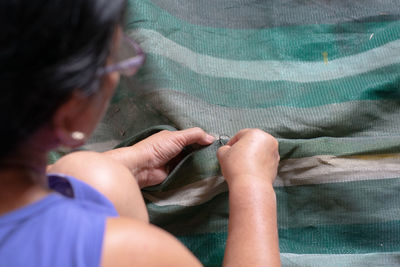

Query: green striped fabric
[86,0,400,266]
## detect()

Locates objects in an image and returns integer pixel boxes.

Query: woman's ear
[52,91,91,148]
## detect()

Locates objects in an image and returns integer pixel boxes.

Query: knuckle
[257,132,279,150]
[180,127,204,141]
[239,128,255,138]
[250,128,265,136]
[191,127,203,133]
[247,129,266,140]
[271,137,279,148]
[193,127,206,137]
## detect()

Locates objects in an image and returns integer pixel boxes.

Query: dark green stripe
[276,178,400,232]
[127,0,400,61]
[278,221,400,254]
[179,219,400,266]
[178,234,226,267]
[149,0,400,29]
[137,55,400,108]
[279,136,400,159]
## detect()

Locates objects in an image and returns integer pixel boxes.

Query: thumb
[178,127,215,146]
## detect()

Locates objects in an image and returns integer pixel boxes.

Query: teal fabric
[82,1,400,266]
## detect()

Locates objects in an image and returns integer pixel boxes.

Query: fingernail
[206,134,216,143]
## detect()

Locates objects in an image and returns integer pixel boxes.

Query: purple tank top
[0,174,118,267]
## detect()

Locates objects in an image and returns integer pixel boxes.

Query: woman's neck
[0,149,51,215]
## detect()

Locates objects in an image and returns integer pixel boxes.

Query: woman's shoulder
[47,173,118,216]
[101,217,203,267]
[0,191,111,267]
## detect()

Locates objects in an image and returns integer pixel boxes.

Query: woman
[0,0,281,266]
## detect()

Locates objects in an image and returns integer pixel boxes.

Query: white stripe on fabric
[281,252,400,267]
[130,29,400,83]
[276,154,400,187]
[143,155,400,207]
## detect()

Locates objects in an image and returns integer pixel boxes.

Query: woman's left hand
[103,128,215,188]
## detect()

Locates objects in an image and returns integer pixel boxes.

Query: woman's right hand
[217,129,280,187]
[218,129,281,267]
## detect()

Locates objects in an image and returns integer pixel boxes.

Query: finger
[140,168,168,188]
[217,145,231,160]
[177,127,215,146]
[226,128,251,146]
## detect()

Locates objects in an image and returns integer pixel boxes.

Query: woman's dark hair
[0,0,126,157]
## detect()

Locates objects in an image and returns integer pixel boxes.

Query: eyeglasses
[97,35,145,77]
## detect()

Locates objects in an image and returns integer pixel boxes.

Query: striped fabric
[87,0,400,266]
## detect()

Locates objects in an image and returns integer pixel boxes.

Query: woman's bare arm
[101,217,203,267]
[218,129,281,266]
[224,181,280,266]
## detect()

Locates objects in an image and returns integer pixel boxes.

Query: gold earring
[71,131,85,141]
